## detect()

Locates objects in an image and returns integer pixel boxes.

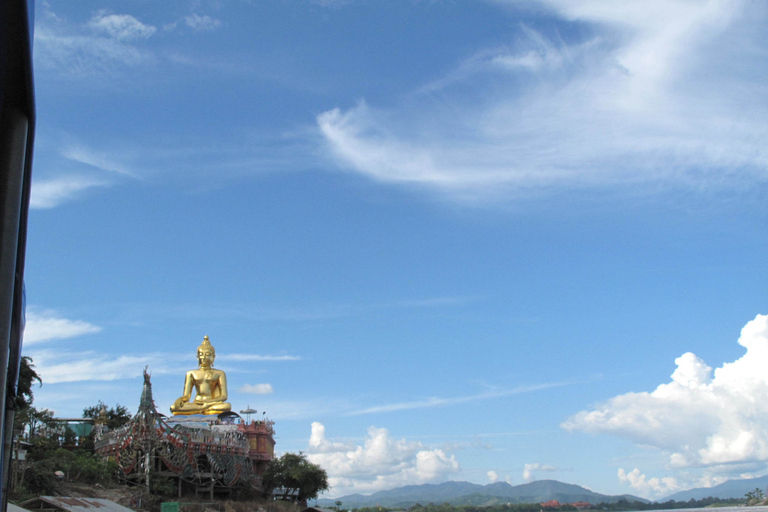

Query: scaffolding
[95,370,274,499]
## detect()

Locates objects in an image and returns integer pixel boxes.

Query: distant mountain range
[317,480,648,508]
[662,474,768,502]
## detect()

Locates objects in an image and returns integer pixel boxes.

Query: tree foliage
[15,406,55,440]
[263,452,329,503]
[7,359,122,499]
[12,357,58,446]
[745,488,766,505]
[15,356,42,408]
[82,401,131,429]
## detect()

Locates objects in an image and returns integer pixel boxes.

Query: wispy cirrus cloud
[30,176,109,209]
[226,354,301,362]
[34,8,157,78]
[62,144,135,176]
[23,311,102,344]
[318,0,768,200]
[86,12,157,41]
[184,14,223,31]
[239,398,348,421]
[26,349,159,384]
[29,138,136,209]
[94,296,473,326]
[350,381,570,415]
[308,0,352,7]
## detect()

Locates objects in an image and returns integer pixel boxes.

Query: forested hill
[662,474,768,501]
[317,480,647,508]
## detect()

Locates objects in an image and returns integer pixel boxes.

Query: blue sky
[23,0,768,500]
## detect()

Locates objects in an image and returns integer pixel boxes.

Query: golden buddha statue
[170,336,232,415]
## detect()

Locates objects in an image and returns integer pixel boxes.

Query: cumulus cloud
[23,311,101,344]
[307,422,460,496]
[617,468,682,497]
[240,383,274,394]
[318,1,768,199]
[616,468,730,499]
[185,14,223,31]
[563,315,768,476]
[523,463,558,482]
[87,12,156,41]
[488,470,499,483]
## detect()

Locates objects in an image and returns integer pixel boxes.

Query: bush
[20,458,58,495]
[150,477,177,498]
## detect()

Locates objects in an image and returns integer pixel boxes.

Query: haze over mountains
[317,480,647,508]
[663,475,768,502]
[319,475,768,508]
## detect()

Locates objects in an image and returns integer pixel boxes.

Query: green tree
[82,401,131,429]
[79,401,131,451]
[263,452,329,504]
[13,356,47,438]
[15,356,42,408]
[16,406,55,440]
[745,488,765,505]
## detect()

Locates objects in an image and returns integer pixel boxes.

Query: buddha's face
[197,348,215,368]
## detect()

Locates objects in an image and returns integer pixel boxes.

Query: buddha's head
[197,335,216,368]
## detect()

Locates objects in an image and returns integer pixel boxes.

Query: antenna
[239,405,257,422]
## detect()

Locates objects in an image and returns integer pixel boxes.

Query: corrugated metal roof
[21,497,134,512]
[9,503,31,512]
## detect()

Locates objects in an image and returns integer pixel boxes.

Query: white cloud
[240,383,274,394]
[185,14,223,31]
[34,6,156,77]
[351,381,569,415]
[488,470,499,483]
[62,145,134,176]
[563,314,768,473]
[309,0,351,7]
[617,468,681,498]
[87,12,156,41]
[615,468,730,500]
[245,399,345,421]
[307,422,460,497]
[34,29,152,76]
[225,354,301,362]
[23,311,101,344]
[30,176,109,209]
[523,462,558,482]
[26,349,155,384]
[317,1,768,200]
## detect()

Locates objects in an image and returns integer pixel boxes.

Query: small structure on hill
[95,337,275,499]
